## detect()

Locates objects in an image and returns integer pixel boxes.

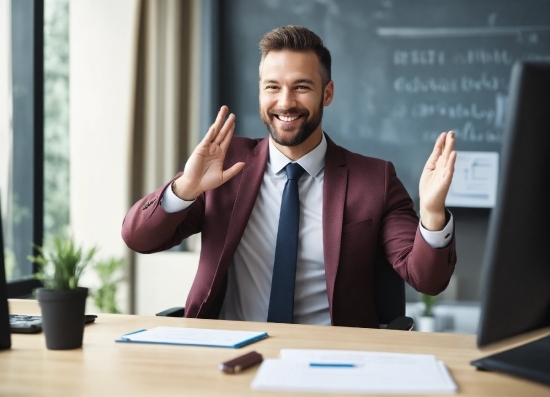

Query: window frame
[6,0,44,298]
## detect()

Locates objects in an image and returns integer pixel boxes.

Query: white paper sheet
[251,349,457,394]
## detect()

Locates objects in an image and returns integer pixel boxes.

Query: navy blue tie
[267,162,305,323]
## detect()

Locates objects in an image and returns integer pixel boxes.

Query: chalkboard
[208,0,550,202]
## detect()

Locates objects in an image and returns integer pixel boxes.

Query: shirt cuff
[419,212,454,249]
[160,182,195,213]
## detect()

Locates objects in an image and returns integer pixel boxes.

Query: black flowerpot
[36,287,88,350]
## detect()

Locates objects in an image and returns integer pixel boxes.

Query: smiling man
[122,26,457,328]
[259,49,332,157]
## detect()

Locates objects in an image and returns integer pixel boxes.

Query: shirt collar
[268,132,327,177]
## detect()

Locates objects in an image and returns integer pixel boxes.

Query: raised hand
[419,131,457,230]
[172,106,245,200]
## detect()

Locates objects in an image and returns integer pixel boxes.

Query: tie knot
[285,163,305,181]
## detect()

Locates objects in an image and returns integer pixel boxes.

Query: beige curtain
[131,0,198,201]
[129,0,201,312]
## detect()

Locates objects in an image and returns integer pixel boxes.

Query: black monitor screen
[472,61,550,385]
[0,196,11,349]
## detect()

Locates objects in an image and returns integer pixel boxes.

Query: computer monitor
[471,61,550,385]
[0,195,12,350]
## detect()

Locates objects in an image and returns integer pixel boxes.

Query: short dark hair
[259,25,332,87]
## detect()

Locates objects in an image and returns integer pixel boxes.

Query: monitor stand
[471,335,550,386]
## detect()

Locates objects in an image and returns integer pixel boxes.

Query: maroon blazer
[122,134,456,328]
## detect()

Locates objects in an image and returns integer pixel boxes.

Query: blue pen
[309,363,356,368]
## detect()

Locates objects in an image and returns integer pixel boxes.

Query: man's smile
[276,115,300,122]
[269,110,308,125]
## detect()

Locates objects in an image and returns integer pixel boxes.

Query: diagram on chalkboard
[446,151,499,208]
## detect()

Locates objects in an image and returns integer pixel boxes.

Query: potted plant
[417,293,439,332]
[30,235,97,350]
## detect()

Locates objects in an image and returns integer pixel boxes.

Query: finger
[438,146,456,175]
[425,132,445,169]
[219,118,236,152]
[433,131,455,168]
[221,162,245,183]
[201,106,229,145]
[440,131,455,162]
[448,150,457,170]
[440,150,457,185]
[214,113,236,146]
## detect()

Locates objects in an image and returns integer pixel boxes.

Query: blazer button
[141,197,157,210]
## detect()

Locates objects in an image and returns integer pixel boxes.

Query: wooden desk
[1,300,549,397]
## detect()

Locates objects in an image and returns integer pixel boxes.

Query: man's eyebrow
[260,78,316,85]
[294,79,315,85]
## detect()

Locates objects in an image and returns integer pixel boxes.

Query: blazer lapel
[220,138,269,261]
[323,136,348,319]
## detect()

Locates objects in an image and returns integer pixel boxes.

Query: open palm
[173,106,245,200]
[419,132,457,229]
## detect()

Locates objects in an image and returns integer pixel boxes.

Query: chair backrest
[372,247,405,325]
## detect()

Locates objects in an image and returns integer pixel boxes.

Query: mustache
[268,108,309,117]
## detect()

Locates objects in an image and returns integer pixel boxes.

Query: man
[122,26,457,328]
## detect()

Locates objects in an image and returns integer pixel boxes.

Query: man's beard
[261,100,323,147]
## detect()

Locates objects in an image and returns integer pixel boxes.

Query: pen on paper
[309,363,356,368]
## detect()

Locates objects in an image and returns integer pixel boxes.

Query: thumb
[221,162,245,184]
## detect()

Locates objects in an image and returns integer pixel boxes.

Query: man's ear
[323,80,334,106]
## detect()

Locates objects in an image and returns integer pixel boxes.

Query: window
[0,0,69,297]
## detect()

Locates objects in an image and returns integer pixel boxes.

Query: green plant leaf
[28,234,97,291]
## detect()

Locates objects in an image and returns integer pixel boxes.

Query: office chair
[156,248,414,331]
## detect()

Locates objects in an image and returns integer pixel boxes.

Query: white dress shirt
[161,133,454,325]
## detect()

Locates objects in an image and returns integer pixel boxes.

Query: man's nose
[278,88,296,110]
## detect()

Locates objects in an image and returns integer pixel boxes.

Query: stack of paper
[116,326,268,348]
[251,349,457,394]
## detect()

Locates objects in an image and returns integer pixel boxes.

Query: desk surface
[1,300,549,397]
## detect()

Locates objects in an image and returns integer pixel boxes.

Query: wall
[135,251,199,315]
[70,0,141,311]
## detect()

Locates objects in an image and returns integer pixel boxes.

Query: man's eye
[265,85,278,90]
[296,85,310,90]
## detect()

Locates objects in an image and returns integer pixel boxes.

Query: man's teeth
[279,115,299,122]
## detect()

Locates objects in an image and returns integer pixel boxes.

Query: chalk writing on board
[381,22,550,149]
[389,43,548,143]
[220,0,550,204]
[394,75,503,94]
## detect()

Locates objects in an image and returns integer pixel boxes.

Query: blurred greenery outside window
[2,0,69,284]
[43,0,70,242]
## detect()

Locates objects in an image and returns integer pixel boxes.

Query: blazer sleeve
[380,162,456,296]
[121,172,205,254]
